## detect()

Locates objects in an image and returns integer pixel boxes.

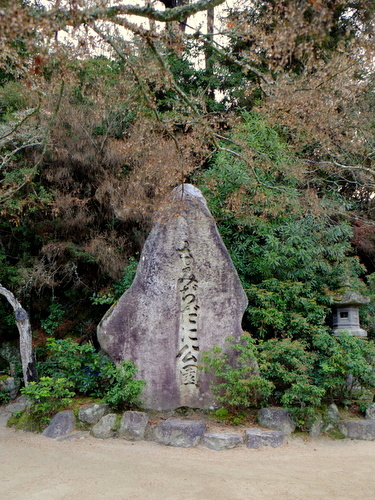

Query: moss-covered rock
[7,410,44,433]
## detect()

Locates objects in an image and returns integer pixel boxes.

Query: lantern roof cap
[332,290,370,307]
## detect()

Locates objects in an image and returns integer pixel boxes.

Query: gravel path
[1,414,375,499]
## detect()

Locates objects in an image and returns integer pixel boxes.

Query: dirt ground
[1,424,375,500]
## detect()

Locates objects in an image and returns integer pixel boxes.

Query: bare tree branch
[0,80,64,203]
[0,284,37,385]
[42,0,226,28]
[0,105,40,141]
[182,29,274,87]
[305,159,375,177]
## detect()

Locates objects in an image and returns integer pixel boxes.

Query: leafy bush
[247,280,326,341]
[0,81,28,120]
[313,331,375,405]
[201,335,274,411]
[36,338,145,410]
[257,338,325,428]
[100,360,145,411]
[0,388,10,405]
[21,377,75,426]
[201,333,375,428]
[40,302,65,336]
[37,338,104,396]
[258,338,324,405]
[198,112,365,338]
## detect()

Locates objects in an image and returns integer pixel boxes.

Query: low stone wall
[41,404,286,450]
[4,400,375,448]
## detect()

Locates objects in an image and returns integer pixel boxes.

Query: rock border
[4,401,375,449]
[4,402,286,450]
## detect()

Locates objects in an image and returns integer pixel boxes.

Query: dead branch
[40,0,226,28]
[0,284,37,385]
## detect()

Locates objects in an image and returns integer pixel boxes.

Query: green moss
[325,427,346,440]
[114,414,122,432]
[75,419,90,431]
[7,410,44,433]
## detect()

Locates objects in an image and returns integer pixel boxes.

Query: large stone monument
[97,184,248,410]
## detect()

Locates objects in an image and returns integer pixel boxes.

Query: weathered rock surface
[98,184,248,410]
[257,407,296,435]
[56,431,90,442]
[90,414,118,439]
[147,418,206,447]
[365,404,375,420]
[118,411,149,441]
[0,342,21,367]
[0,376,20,400]
[326,403,341,423]
[309,416,324,438]
[4,397,29,415]
[78,403,109,425]
[0,408,9,427]
[42,410,75,439]
[339,420,375,440]
[201,432,243,451]
[245,428,285,449]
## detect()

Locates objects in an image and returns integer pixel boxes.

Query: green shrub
[21,377,75,426]
[40,302,65,336]
[258,338,324,404]
[257,338,326,428]
[202,332,375,428]
[313,331,375,405]
[37,337,105,397]
[198,112,365,339]
[36,338,145,411]
[0,81,28,120]
[0,388,10,405]
[201,335,274,411]
[100,360,145,411]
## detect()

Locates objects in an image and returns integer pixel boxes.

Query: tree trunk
[146,0,156,31]
[205,6,215,100]
[0,284,37,385]
[206,7,214,71]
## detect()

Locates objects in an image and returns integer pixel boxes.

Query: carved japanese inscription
[177,240,200,386]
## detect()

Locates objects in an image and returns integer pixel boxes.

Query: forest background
[1,0,375,421]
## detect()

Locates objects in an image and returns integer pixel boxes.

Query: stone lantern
[332,290,370,338]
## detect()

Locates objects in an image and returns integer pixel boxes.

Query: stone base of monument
[366,403,375,420]
[245,428,285,449]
